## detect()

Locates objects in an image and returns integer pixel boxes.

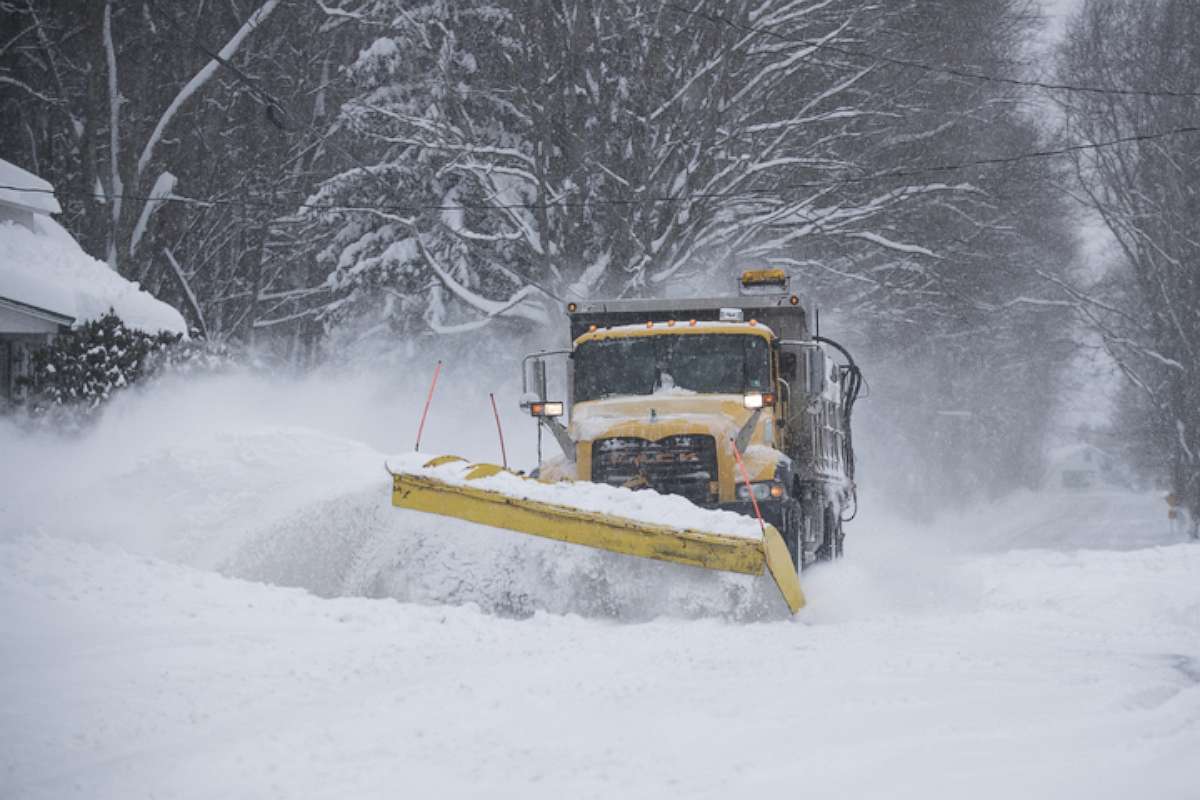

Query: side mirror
[780,352,798,382]
[806,348,826,395]
[520,356,548,412]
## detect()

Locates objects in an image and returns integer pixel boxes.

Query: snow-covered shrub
[146,334,238,377]
[19,312,180,412]
[18,311,236,421]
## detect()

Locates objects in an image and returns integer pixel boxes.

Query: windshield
[574,334,771,402]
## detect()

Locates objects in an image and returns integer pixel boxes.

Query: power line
[822,125,1200,184]
[663,3,1200,100]
[141,0,445,211]
[142,0,292,130]
[1,123,1197,215]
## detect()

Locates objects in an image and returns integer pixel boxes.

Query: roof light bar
[740,268,788,287]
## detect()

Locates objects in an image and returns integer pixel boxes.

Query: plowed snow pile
[0,371,779,618]
[2,371,1198,799]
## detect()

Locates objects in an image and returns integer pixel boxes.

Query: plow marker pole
[730,438,767,536]
[414,360,442,452]
[489,392,508,469]
[731,439,806,613]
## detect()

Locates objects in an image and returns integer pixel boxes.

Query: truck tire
[816,504,843,562]
[780,499,803,571]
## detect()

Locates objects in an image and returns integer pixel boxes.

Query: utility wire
[35,0,1194,219]
[3,123,1197,214]
[664,3,1200,100]
[829,125,1200,182]
[142,0,292,130]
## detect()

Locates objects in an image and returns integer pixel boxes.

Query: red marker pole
[730,438,767,536]
[414,360,442,452]
[489,392,508,469]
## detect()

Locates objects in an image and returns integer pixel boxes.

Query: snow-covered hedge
[18,312,232,420]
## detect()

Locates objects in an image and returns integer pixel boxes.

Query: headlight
[742,392,776,409]
[529,401,564,417]
[736,481,786,501]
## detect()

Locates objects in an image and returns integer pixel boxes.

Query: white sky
[1028,0,1085,63]
[1040,0,1083,38]
[1026,0,1125,443]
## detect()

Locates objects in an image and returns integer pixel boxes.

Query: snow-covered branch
[130,172,178,255]
[136,0,280,179]
[103,0,122,269]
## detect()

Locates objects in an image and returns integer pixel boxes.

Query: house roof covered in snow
[0,159,61,216]
[0,159,187,335]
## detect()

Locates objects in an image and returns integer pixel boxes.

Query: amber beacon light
[740,268,788,287]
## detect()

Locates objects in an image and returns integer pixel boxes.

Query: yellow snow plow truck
[390,270,862,613]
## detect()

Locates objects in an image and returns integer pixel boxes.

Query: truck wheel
[781,499,803,571]
[816,504,843,562]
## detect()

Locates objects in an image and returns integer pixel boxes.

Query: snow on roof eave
[0,160,186,336]
[0,216,188,336]
[0,294,75,326]
[0,159,61,216]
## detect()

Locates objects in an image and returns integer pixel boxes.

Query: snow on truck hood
[569,393,756,442]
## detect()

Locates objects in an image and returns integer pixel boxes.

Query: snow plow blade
[389,456,805,613]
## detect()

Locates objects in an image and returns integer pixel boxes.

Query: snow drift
[0,369,780,619]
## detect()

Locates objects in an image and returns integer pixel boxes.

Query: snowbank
[2,524,1197,799]
[0,369,775,618]
[0,217,187,334]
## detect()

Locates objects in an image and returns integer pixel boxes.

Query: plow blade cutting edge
[389,456,805,613]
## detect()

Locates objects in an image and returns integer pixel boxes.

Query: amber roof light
[740,268,788,287]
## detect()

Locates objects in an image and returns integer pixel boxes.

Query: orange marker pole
[730,438,766,535]
[489,392,508,469]
[414,360,442,452]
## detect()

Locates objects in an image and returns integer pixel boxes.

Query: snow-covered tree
[771,0,1079,508]
[0,0,347,349]
[1057,0,1200,531]
[284,0,1075,503]
[305,0,994,341]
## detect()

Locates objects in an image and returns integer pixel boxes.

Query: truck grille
[591,435,718,505]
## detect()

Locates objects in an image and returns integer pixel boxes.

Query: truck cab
[522,271,860,569]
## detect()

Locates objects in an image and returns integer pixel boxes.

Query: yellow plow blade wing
[390,458,805,613]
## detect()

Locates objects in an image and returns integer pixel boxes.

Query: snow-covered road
[2,374,1198,799]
